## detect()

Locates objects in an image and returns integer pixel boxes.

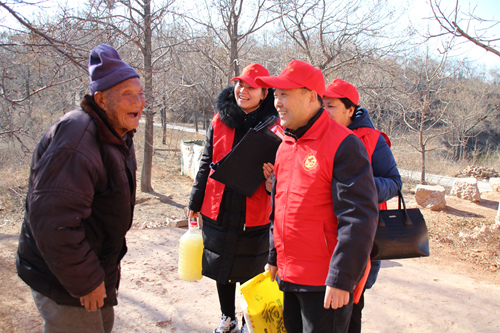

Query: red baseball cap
[255,60,325,97]
[230,63,270,88]
[324,78,359,105]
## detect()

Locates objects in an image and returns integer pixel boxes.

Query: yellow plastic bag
[239,270,287,333]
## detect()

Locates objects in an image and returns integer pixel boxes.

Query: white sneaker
[241,323,250,333]
[214,315,238,333]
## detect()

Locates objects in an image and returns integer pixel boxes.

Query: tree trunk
[141,111,154,192]
[194,111,198,132]
[161,96,166,145]
[141,0,154,192]
[420,118,426,184]
[420,147,426,184]
[229,5,239,83]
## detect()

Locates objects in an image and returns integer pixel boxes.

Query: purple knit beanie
[88,44,140,95]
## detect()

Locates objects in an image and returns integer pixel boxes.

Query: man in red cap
[256,60,378,333]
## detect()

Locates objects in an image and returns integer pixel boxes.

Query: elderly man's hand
[80,281,106,312]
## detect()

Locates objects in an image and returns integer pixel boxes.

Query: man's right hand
[323,286,350,310]
[80,281,106,312]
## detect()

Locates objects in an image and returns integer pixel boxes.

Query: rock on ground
[450,178,481,202]
[415,184,446,211]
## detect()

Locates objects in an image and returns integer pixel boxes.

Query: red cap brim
[255,76,304,90]
[230,75,260,88]
[323,91,346,99]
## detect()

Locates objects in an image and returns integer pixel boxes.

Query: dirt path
[2,165,499,332]
[112,229,500,333]
[2,226,500,333]
[363,257,500,332]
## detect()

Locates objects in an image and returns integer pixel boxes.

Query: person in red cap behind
[323,78,402,333]
[256,60,378,333]
[187,63,279,333]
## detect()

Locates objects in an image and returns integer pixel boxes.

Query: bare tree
[273,0,407,76]
[0,1,92,162]
[430,0,500,58]
[397,49,455,184]
[442,69,500,161]
[1,0,183,192]
[182,0,278,83]
[354,58,406,138]
[0,1,89,105]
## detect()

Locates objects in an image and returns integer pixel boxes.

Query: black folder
[210,117,282,197]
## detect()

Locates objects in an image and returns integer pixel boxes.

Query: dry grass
[0,166,29,231]
[391,141,461,177]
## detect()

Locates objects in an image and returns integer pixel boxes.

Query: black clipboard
[210,117,282,197]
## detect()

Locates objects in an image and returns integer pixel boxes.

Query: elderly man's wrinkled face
[95,78,145,137]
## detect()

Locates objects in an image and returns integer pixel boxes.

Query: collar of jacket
[217,86,277,130]
[80,94,134,147]
[284,107,324,140]
[348,107,375,131]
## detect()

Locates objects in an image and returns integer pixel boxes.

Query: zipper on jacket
[281,141,298,279]
[243,223,246,231]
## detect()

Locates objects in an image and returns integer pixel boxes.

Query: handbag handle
[379,190,413,228]
[397,189,413,227]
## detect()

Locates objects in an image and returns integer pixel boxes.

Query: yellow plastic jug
[178,217,203,281]
[239,270,287,333]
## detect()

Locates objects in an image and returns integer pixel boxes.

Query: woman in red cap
[323,78,402,333]
[188,63,278,333]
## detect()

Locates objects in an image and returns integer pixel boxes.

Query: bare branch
[430,0,500,58]
[0,2,87,71]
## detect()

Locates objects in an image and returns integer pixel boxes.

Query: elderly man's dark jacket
[16,95,137,307]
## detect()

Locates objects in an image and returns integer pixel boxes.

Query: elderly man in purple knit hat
[16,44,145,333]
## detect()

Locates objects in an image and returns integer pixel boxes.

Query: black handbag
[370,190,430,260]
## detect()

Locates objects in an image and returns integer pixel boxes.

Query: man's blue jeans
[31,289,114,333]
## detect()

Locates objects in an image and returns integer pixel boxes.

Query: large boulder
[490,177,500,192]
[415,184,446,211]
[450,177,481,202]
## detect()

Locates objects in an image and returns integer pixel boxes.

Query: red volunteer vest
[273,112,351,286]
[200,114,272,227]
[353,127,391,211]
